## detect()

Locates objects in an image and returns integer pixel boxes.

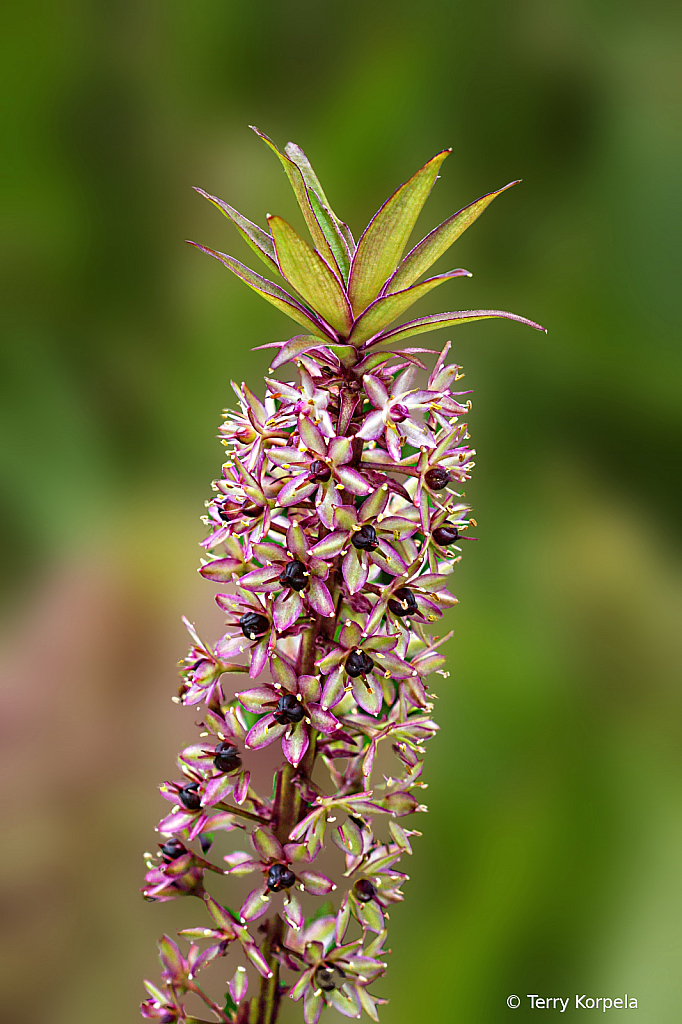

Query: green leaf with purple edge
[186,241,333,341]
[376,308,547,346]
[268,216,353,336]
[193,188,278,273]
[250,126,342,278]
[347,268,472,345]
[385,180,520,294]
[285,141,355,270]
[347,149,451,316]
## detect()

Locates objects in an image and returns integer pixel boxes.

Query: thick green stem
[250,914,284,1024]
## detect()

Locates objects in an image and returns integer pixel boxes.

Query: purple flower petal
[299,870,336,895]
[282,722,309,767]
[297,674,321,703]
[199,557,243,582]
[273,588,303,631]
[283,892,304,932]
[304,989,324,1024]
[308,703,340,734]
[239,565,282,590]
[298,416,327,455]
[342,547,368,595]
[245,714,285,750]
[201,774,236,807]
[309,531,347,558]
[241,938,274,978]
[307,577,335,617]
[228,967,249,1004]
[270,654,298,689]
[316,647,346,675]
[277,474,317,507]
[327,435,352,465]
[352,675,383,716]
[214,633,248,659]
[335,465,373,495]
[251,826,284,861]
[237,685,277,713]
[286,521,309,559]
[338,620,363,648]
[239,884,271,923]
[356,409,385,441]
[234,770,250,805]
[320,667,346,709]
[249,635,270,677]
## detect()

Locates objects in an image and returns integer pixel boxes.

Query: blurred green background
[1,0,681,1021]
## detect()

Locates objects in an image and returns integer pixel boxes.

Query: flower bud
[432,523,459,545]
[239,612,270,640]
[308,459,332,482]
[280,559,308,591]
[425,467,450,490]
[353,878,377,902]
[345,650,374,678]
[387,587,417,618]
[213,742,242,773]
[178,783,201,810]
[160,838,187,861]
[273,693,305,725]
[315,963,346,991]
[351,524,378,551]
[267,863,296,891]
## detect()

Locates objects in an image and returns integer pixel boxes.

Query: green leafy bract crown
[189,126,545,357]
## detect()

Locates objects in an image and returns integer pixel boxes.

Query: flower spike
[142,128,544,1024]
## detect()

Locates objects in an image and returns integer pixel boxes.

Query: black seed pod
[308,459,332,482]
[178,782,201,810]
[346,649,374,678]
[267,863,296,892]
[213,742,242,773]
[432,523,459,545]
[425,467,451,490]
[280,559,308,591]
[387,587,418,617]
[354,878,377,902]
[239,612,270,640]
[351,524,378,551]
[273,692,306,725]
[315,964,346,991]
[160,838,186,861]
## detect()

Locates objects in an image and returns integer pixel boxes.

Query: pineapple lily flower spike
[141,127,545,1024]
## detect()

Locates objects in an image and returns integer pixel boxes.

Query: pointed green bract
[194,188,278,273]
[347,269,471,346]
[250,126,343,280]
[377,308,547,346]
[347,149,451,316]
[268,216,353,337]
[385,181,519,294]
[285,142,354,282]
[187,241,332,341]
[307,189,352,284]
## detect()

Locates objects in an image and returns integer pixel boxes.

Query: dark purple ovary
[267,863,296,891]
[274,693,306,725]
[280,560,308,591]
[351,524,378,551]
